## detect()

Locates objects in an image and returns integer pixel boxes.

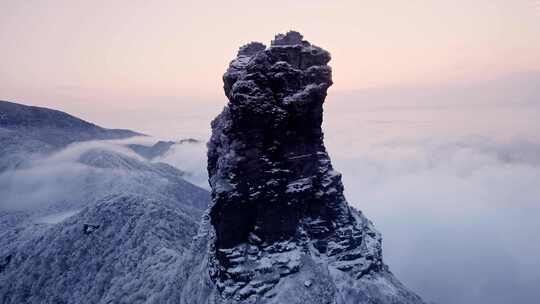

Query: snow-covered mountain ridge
[0,101,211,303]
[0,100,142,172]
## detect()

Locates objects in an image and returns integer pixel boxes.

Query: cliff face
[200,32,426,303]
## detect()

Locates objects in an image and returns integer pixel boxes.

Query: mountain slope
[0,100,142,172]
[0,100,141,146]
[0,195,200,304]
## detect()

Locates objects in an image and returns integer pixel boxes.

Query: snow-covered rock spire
[202,31,426,303]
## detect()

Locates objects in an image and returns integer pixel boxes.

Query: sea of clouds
[134,133,540,304]
[330,136,540,304]
[1,123,539,304]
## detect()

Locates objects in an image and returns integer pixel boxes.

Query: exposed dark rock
[0,100,143,172]
[83,224,100,235]
[127,138,200,160]
[178,138,200,144]
[0,100,142,147]
[209,30,336,250]
[0,255,11,273]
[204,31,425,303]
[201,31,426,303]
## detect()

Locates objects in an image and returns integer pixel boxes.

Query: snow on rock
[185,31,426,304]
[0,100,141,172]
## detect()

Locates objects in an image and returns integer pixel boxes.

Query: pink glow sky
[1,0,540,136]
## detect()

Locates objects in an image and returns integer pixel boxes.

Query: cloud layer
[331,136,540,304]
[145,133,540,303]
[1,134,539,304]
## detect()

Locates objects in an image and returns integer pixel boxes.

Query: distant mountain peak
[0,100,142,146]
[0,100,143,172]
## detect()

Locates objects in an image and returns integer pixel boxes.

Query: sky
[1,1,540,303]
[1,0,540,135]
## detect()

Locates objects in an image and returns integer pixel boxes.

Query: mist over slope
[0,100,141,144]
[0,100,142,172]
[0,101,211,303]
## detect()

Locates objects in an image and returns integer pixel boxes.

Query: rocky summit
[199,31,426,303]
